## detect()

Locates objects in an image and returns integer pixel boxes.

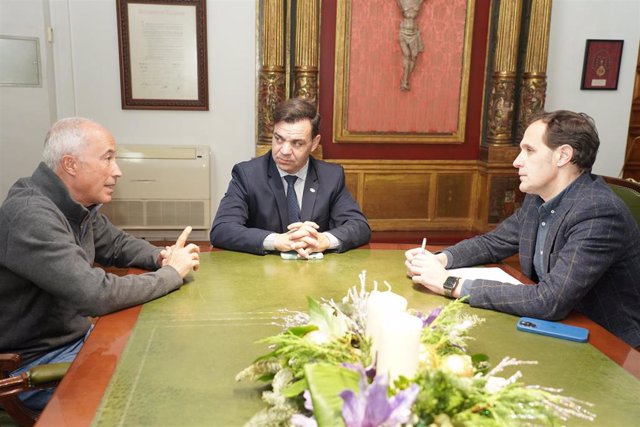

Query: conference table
[37,245,640,426]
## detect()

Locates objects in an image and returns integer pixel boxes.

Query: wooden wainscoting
[336,159,480,232]
[332,158,521,236]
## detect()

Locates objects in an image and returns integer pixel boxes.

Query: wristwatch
[442,276,461,298]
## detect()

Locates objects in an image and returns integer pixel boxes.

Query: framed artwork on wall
[116,0,209,110]
[580,39,623,91]
[332,0,475,144]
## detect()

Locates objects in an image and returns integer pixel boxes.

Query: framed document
[580,39,623,91]
[116,0,208,110]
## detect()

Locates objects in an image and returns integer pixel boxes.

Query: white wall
[0,0,256,240]
[546,0,640,177]
[0,0,57,202]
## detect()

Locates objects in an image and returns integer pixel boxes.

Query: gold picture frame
[116,0,208,110]
[333,0,475,144]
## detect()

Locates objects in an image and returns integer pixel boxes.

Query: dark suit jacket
[210,152,371,255]
[446,173,640,347]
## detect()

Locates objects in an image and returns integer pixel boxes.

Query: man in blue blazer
[406,110,640,348]
[210,98,371,257]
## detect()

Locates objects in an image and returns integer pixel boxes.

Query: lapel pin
[310,188,316,193]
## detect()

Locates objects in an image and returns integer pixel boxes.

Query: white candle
[366,290,407,358]
[376,312,422,382]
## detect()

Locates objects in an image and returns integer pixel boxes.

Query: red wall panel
[347,0,467,134]
[320,0,490,160]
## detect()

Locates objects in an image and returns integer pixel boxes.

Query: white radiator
[100,144,211,240]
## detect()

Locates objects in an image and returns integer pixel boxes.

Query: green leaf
[252,351,277,363]
[471,353,491,374]
[304,363,360,427]
[282,378,308,398]
[308,296,349,338]
[287,324,318,337]
[256,372,275,382]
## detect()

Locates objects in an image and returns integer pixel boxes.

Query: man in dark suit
[405,110,640,348]
[210,98,371,257]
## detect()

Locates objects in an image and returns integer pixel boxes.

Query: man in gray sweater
[0,117,201,411]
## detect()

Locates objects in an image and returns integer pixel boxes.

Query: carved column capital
[519,73,548,138]
[487,73,518,145]
[485,0,523,146]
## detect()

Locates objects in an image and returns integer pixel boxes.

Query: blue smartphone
[516,317,589,343]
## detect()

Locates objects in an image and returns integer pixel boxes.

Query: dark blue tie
[284,175,300,224]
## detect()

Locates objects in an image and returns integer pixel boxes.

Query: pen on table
[421,237,427,254]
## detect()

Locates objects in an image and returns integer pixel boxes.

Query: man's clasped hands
[274,221,330,259]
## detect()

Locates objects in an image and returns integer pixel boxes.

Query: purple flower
[291,391,317,427]
[302,389,314,411]
[340,368,420,427]
[291,414,318,427]
[343,362,376,382]
[419,306,443,327]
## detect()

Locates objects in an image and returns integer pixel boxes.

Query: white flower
[441,354,474,377]
[485,376,510,394]
[417,344,434,369]
[305,330,331,345]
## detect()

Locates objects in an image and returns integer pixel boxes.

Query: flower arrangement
[236,273,595,426]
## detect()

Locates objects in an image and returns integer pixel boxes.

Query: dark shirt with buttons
[532,181,575,279]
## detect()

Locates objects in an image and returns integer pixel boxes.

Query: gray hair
[42,117,103,170]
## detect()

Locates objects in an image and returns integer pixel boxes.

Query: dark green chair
[603,176,640,226]
[0,353,70,427]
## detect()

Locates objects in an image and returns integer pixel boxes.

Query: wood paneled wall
[333,156,522,234]
[338,161,477,231]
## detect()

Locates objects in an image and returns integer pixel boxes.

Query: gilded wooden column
[293,0,319,105]
[517,0,552,140]
[258,0,287,146]
[486,0,523,146]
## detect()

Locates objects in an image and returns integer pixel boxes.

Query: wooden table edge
[36,306,142,426]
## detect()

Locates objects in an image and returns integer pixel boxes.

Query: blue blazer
[446,173,640,347]
[210,152,371,255]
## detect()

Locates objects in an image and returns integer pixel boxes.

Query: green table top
[91,250,640,426]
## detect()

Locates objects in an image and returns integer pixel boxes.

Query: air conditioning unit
[100,144,211,240]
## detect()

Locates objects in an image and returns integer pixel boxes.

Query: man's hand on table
[159,226,200,277]
[405,247,460,297]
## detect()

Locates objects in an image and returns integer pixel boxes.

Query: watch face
[443,276,460,298]
[443,276,457,289]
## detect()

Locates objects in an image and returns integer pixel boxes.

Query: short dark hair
[530,110,600,172]
[272,98,320,138]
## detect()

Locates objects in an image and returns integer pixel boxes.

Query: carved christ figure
[397,0,425,91]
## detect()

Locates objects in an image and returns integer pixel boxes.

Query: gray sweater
[0,163,184,363]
